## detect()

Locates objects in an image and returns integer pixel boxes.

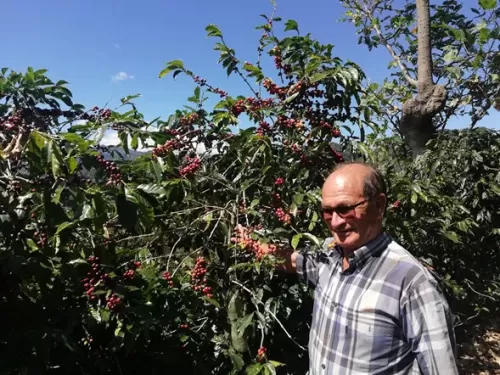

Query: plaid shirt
[296,232,458,374]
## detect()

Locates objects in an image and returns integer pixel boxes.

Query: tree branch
[371,22,418,88]
[351,0,418,88]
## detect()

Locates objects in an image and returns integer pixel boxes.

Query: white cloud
[113,43,121,49]
[112,72,134,82]
[100,129,152,152]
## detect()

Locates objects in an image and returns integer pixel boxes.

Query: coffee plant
[0,14,369,374]
[1,8,499,375]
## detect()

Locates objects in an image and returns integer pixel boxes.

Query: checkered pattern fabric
[296,232,458,374]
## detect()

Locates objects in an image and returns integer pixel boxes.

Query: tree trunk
[399,0,447,158]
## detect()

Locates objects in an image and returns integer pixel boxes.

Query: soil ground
[457,321,500,375]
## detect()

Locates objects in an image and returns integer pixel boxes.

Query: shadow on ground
[457,320,500,375]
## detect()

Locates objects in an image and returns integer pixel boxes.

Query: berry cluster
[106,294,122,311]
[80,335,94,348]
[331,149,345,163]
[193,75,207,86]
[193,75,228,98]
[209,87,228,97]
[179,323,189,329]
[392,200,401,209]
[123,261,141,280]
[179,156,201,177]
[256,346,267,362]
[231,97,275,118]
[33,229,48,247]
[232,99,246,117]
[256,121,272,137]
[123,269,135,280]
[96,154,122,185]
[274,177,284,186]
[270,46,291,74]
[162,271,174,287]
[231,227,276,260]
[331,128,341,137]
[191,257,213,298]
[82,256,109,302]
[0,112,23,132]
[276,115,300,129]
[152,139,181,158]
[91,107,112,120]
[179,113,199,127]
[275,207,291,224]
[245,97,274,112]
[165,129,180,136]
[263,78,287,98]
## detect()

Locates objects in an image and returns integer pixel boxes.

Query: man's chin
[334,231,358,250]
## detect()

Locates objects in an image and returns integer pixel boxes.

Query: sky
[1,0,498,147]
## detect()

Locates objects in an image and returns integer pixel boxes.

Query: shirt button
[321,364,326,369]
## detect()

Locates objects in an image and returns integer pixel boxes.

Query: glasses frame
[321,199,370,220]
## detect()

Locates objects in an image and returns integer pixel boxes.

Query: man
[239,162,458,374]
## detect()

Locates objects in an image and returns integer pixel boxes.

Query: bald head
[324,162,387,202]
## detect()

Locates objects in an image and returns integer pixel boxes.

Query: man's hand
[232,224,298,273]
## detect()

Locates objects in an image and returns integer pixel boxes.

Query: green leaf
[479,0,497,10]
[131,134,139,150]
[206,24,223,37]
[310,71,330,83]
[235,312,254,335]
[302,233,321,248]
[246,363,263,375]
[120,93,142,104]
[49,141,65,178]
[291,233,302,249]
[68,259,87,265]
[283,92,299,104]
[51,184,65,204]
[55,221,75,235]
[26,239,39,252]
[284,19,299,33]
[268,361,285,368]
[30,131,47,150]
[67,157,78,174]
[138,183,167,196]
[118,131,129,154]
[159,60,185,78]
[443,231,461,243]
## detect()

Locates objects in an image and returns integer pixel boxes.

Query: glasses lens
[321,208,333,220]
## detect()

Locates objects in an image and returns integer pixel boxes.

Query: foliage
[340,0,500,133]
[358,127,500,322]
[0,14,365,374]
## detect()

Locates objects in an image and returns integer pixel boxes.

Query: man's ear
[375,193,387,217]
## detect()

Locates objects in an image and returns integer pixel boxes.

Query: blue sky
[1,0,498,145]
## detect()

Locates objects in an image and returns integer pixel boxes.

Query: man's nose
[330,211,347,228]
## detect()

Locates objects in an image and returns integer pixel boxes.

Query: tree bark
[399,0,447,158]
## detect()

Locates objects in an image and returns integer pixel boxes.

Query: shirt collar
[327,231,391,273]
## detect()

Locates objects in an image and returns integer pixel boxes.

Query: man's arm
[400,279,459,375]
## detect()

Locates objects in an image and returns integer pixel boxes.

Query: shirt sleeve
[400,278,459,375]
[295,251,322,288]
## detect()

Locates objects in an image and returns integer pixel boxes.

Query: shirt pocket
[347,287,398,371]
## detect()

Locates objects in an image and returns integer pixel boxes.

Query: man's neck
[340,228,385,270]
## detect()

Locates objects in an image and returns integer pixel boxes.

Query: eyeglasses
[321,199,368,220]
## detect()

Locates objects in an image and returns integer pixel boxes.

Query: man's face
[321,171,386,252]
